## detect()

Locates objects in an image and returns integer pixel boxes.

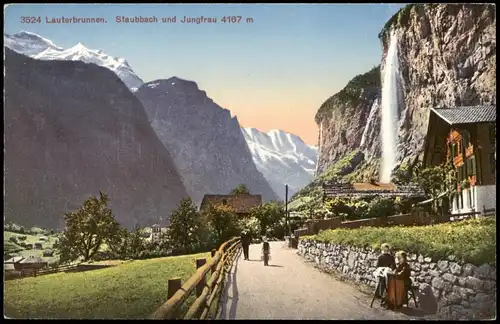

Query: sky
[4,4,404,145]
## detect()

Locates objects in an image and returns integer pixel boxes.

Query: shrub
[49,261,60,270]
[303,217,496,265]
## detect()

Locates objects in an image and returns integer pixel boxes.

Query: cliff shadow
[64,264,115,273]
[218,249,241,319]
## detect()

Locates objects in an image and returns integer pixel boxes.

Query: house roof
[323,182,426,198]
[19,256,47,264]
[352,182,397,191]
[431,105,496,125]
[4,256,25,264]
[200,194,262,214]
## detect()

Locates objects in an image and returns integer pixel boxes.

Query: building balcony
[465,145,474,158]
[453,154,463,166]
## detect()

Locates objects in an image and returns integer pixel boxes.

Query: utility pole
[285,184,289,236]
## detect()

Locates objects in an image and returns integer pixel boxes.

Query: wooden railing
[150,237,241,320]
[4,264,79,280]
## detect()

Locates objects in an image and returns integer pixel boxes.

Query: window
[222,199,227,205]
[462,130,471,148]
[467,157,477,176]
[457,166,465,182]
[458,192,463,210]
[451,143,457,157]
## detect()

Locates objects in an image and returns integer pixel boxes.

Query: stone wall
[298,239,496,320]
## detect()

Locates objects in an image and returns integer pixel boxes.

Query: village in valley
[3,3,496,321]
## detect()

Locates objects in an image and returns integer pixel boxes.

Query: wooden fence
[150,237,241,320]
[4,264,78,281]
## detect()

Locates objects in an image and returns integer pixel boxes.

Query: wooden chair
[407,283,419,308]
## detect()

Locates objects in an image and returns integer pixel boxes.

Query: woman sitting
[395,251,412,305]
[375,243,396,306]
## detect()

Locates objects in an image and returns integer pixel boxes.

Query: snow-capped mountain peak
[4,31,64,56]
[241,127,318,200]
[4,31,143,91]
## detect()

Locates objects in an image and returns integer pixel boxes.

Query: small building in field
[150,224,168,243]
[423,105,496,215]
[199,194,263,217]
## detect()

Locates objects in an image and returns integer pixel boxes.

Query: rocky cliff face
[135,78,278,204]
[4,48,188,229]
[315,4,496,181]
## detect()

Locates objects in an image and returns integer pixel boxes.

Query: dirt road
[218,241,411,320]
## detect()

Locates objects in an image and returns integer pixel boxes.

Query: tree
[59,191,121,263]
[324,198,355,220]
[204,204,241,246]
[107,227,131,259]
[167,197,204,254]
[250,202,285,238]
[366,197,396,219]
[128,225,146,258]
[412,162,455,215]
[231,184,250,195]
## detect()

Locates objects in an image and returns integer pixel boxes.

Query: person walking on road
[241,231,250,260]
[261,237,271,266]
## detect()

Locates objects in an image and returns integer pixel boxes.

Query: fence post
[196,258,207,297]
[210,250,217,274]
[167,277,182,299]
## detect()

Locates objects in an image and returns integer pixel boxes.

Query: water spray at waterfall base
[379,31,400,184]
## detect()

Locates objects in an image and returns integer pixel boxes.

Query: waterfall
[360,99,379,148]
[379,31,400,184]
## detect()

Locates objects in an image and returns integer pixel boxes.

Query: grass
[4,252,211,319]
[5,241,25,254]
[4,231,60,263]
[4,231,57,249]
[302,217,496,265]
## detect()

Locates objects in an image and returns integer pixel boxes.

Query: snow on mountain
[4,31,63,57]
[4,31,143,91]
[241,127,318,200]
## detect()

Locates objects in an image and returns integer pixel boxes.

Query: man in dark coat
[241,231,250,260]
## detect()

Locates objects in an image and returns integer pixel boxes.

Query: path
[218,241,411,320]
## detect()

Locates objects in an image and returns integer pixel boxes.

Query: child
[261,237,271,266]
[395,251,412,305]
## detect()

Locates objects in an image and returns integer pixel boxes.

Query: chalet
[423,105,496,215]
[322,182,426,201]
[5,255,48,275]
[199,194,262,217]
